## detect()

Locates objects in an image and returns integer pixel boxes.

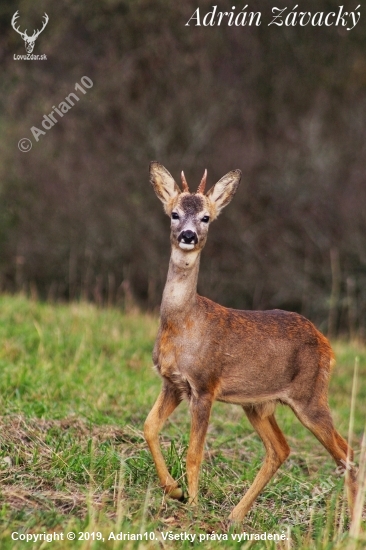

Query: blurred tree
[0,0,365,338]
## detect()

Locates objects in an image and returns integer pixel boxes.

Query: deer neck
[160,246,201,319]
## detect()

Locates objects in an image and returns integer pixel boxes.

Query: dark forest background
[0,0,365,338]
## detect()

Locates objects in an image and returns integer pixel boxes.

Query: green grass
[0,294,365,549]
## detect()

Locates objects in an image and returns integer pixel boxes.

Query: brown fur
[144,162,358,522]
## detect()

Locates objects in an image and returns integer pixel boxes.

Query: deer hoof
[167,487,184,500]
[228,508,245,523]
[226,517,242,531]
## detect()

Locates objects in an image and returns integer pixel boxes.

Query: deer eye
[201,215,210,223]
[171,212,179,220]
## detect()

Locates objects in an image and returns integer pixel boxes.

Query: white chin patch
[179,242,195,250]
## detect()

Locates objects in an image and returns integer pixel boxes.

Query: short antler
[181,171,189,192]
[196,169,207,194]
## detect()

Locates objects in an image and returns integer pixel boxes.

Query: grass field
[0,295,365,549]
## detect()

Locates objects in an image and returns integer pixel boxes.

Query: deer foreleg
[144,384,182,498]
[186,394,213,506]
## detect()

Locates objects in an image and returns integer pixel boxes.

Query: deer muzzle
[178,230,198,250]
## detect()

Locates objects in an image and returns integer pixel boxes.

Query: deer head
[149,162,241,253]
[11,11,49,54]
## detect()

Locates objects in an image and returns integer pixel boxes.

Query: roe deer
[144,161,358,522]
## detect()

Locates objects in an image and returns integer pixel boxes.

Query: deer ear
[150,162,181,214]
[206,169,241,218]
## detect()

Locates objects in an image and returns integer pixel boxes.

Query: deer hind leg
[144,384,183,499]
[229,406,290,522]
[291,401,357,519]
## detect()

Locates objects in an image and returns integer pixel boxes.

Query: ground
[0,295,365,549]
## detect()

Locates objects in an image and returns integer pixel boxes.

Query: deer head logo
[11,11,49,54]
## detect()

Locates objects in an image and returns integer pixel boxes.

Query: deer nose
[179,230,198,244]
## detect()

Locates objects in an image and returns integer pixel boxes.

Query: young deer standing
[144,162,357,522]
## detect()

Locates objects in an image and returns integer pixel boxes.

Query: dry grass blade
[349,429,366,544]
